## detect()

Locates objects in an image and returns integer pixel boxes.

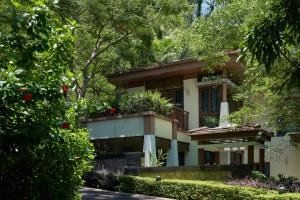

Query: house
[81,51,299,179]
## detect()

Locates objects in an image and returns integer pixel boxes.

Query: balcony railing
[169,106,189,130]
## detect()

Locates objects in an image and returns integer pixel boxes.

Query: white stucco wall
[177,131,191,143]
[128,86,145,95]
[87,117,144,139]
[220,151,230,165]
[183,78,199,129]
[154,118,172,140]
[266,137,300,179]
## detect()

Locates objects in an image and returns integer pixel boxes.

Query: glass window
[175,89,184,107]
[211,87,220,112]
[201,89,209,113]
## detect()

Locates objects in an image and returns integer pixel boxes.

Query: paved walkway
[80,187,174,200]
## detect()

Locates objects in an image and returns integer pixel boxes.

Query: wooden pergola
[188,126,273,173]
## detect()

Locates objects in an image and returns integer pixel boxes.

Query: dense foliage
[119,91,173,116]
[83,168,120,191]
[119,176,300,200]
[243,0,300,90]
[228,171,300,193]
[49,0,192,99]
[0,2,93,199]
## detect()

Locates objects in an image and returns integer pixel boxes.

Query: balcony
[169,106,189,131]
[81,111,190,141]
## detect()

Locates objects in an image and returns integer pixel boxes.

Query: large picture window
[199,86,222,127]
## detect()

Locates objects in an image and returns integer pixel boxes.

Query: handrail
[169,106,189,130]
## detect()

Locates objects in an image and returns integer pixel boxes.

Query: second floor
[108,52,244,130]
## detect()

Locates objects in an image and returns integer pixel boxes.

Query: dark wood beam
[259,148,265,173]
[198,148,205,166]
[248,145,254,169]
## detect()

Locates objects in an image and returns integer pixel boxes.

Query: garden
[83,168,300,200]
[1,0,299,199]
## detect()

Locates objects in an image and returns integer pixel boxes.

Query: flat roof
[108,51,244,86]
[189,126,273,143]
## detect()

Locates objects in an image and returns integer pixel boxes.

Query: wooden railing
[169,106,189,130]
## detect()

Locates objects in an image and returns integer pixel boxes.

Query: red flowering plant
[0,4,93,199]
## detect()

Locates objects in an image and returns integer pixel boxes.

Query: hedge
[119,176,300,200]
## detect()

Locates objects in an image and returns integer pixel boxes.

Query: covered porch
[189,126,273,174]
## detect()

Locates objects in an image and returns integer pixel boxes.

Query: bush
[83,168,120,191]
[119,176,300,200]
[0,3,93,199]
[228,172,300,193]
[251,171,269,182]
[119,91,173,116]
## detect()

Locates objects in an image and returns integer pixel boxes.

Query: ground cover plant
[227,171,300,193]
[119,176,300,200]
[84,90,174,118]
[83,167,120,191]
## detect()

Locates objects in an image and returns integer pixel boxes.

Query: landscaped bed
[118,176,300,200]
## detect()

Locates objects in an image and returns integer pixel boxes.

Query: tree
[0,2,93,199]
[172,0,299,132]
[243,0,300,90]
[50,0,192,99]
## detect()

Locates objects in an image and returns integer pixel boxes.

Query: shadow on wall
[124,165,256,181]
[94,152,144,173]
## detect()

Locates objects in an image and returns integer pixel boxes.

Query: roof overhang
[108,51,244,86]
[188,126,273,144]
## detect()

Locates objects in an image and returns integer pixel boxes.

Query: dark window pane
[211,87,220,112]
[175,89,183,107]
[201,89,209,112]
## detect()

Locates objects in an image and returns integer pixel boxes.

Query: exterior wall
[177,131,191,143]
[220,151,230,165]
[154,117,172,140]
[87,117,144,139]
[183,78,199,129]
[266,137,300,179]
[138,167,231,181]
[166,140,179,166]
[128,86,145,95]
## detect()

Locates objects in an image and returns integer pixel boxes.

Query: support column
[248,145,254,169]
[198,148,205,166]
[219,84,230,127]
[214,152,220,165]
[166,140,179,166]
[143,135,156,167]
[259,148,265,173]
[243,147,248,164]
[219,102,230,127]
[185,141,199,166]
[227,150,231,165]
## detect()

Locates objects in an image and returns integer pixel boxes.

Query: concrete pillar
[183,78,199,129]
[259,148,265,173]
[166,140,179,167]
[243,147,248,164]
[227,150,231,165]
[185,141,199,166]
[219,102,230,127]
[143,135,157,167]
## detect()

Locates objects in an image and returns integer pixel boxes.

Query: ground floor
[82,112,300,179]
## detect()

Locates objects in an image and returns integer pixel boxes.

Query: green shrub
[118,176,300,200]
[0,3,93,199]
[83,168,120,191]
[119,91,173,116]
[251,171,269,182]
